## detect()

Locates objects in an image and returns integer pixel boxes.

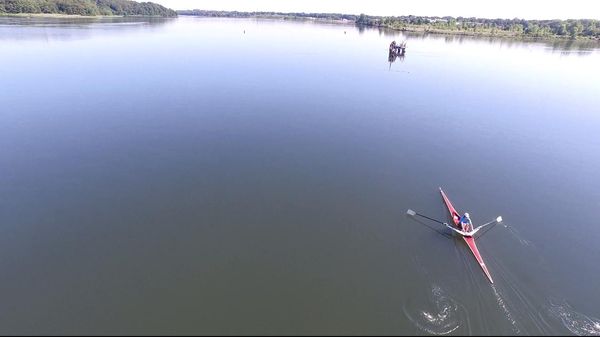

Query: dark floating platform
[389,40,407,55]
[388,40,406,65]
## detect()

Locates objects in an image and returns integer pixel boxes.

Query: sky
[152,0,600,20]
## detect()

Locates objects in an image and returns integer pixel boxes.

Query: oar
[406,209,451,238]
[451,216,503,237]
[476,216,503,230]
[406,209,447,225]
[477,216,503,238]
[408,209,503,238]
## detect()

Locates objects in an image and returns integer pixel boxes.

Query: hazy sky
[153,0,600,20]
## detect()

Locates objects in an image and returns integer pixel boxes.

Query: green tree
[510,23,524,34]
[558,23,568,35]
[448,18,456,29]
[568,21,583,38]
[1,0,176,16]
[39,0,58,13]
[5,0,41,13]
[357,13,367,25]
[526,23,540,36]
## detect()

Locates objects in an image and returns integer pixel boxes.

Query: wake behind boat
[407,188,503,283]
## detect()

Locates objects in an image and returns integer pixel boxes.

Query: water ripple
[548,300,600,336]
[491,284,521,334]
[403,285,465,335]
[504,224,533,246]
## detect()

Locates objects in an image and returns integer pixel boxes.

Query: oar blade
[496,216,503,223]
[407,209,417,216]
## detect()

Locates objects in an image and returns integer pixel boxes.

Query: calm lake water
[1,16,600,335]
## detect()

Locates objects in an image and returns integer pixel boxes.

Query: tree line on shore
[179,10,600,40]
[356,14,599,39]
[0,0,177,17]
[178,10,357,21]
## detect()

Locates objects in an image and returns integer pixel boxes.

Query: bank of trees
[0,0,177,17]
[179,10,599,40]
[178,10,357,21]
[355,14,599,39]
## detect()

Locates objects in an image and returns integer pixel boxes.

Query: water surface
[1,16,600,335]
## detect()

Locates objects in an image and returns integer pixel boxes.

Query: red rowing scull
[439,187,494,283]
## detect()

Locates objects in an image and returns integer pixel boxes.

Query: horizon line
[174,8,600,22]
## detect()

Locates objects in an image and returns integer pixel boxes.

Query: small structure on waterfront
[388,41,406,69]
[389,40,406,55]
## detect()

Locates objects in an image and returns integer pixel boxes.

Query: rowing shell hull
[440,188,494,283]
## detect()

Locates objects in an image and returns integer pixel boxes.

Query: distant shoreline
[0,0,177,18]
[1,13,175,19]
[178,10,600,42]
[1,13,112,18]
[3,11,599,42]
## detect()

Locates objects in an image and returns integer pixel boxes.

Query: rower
[459,212,472,232]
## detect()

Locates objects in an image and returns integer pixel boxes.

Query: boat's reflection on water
[388,50,405,69]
